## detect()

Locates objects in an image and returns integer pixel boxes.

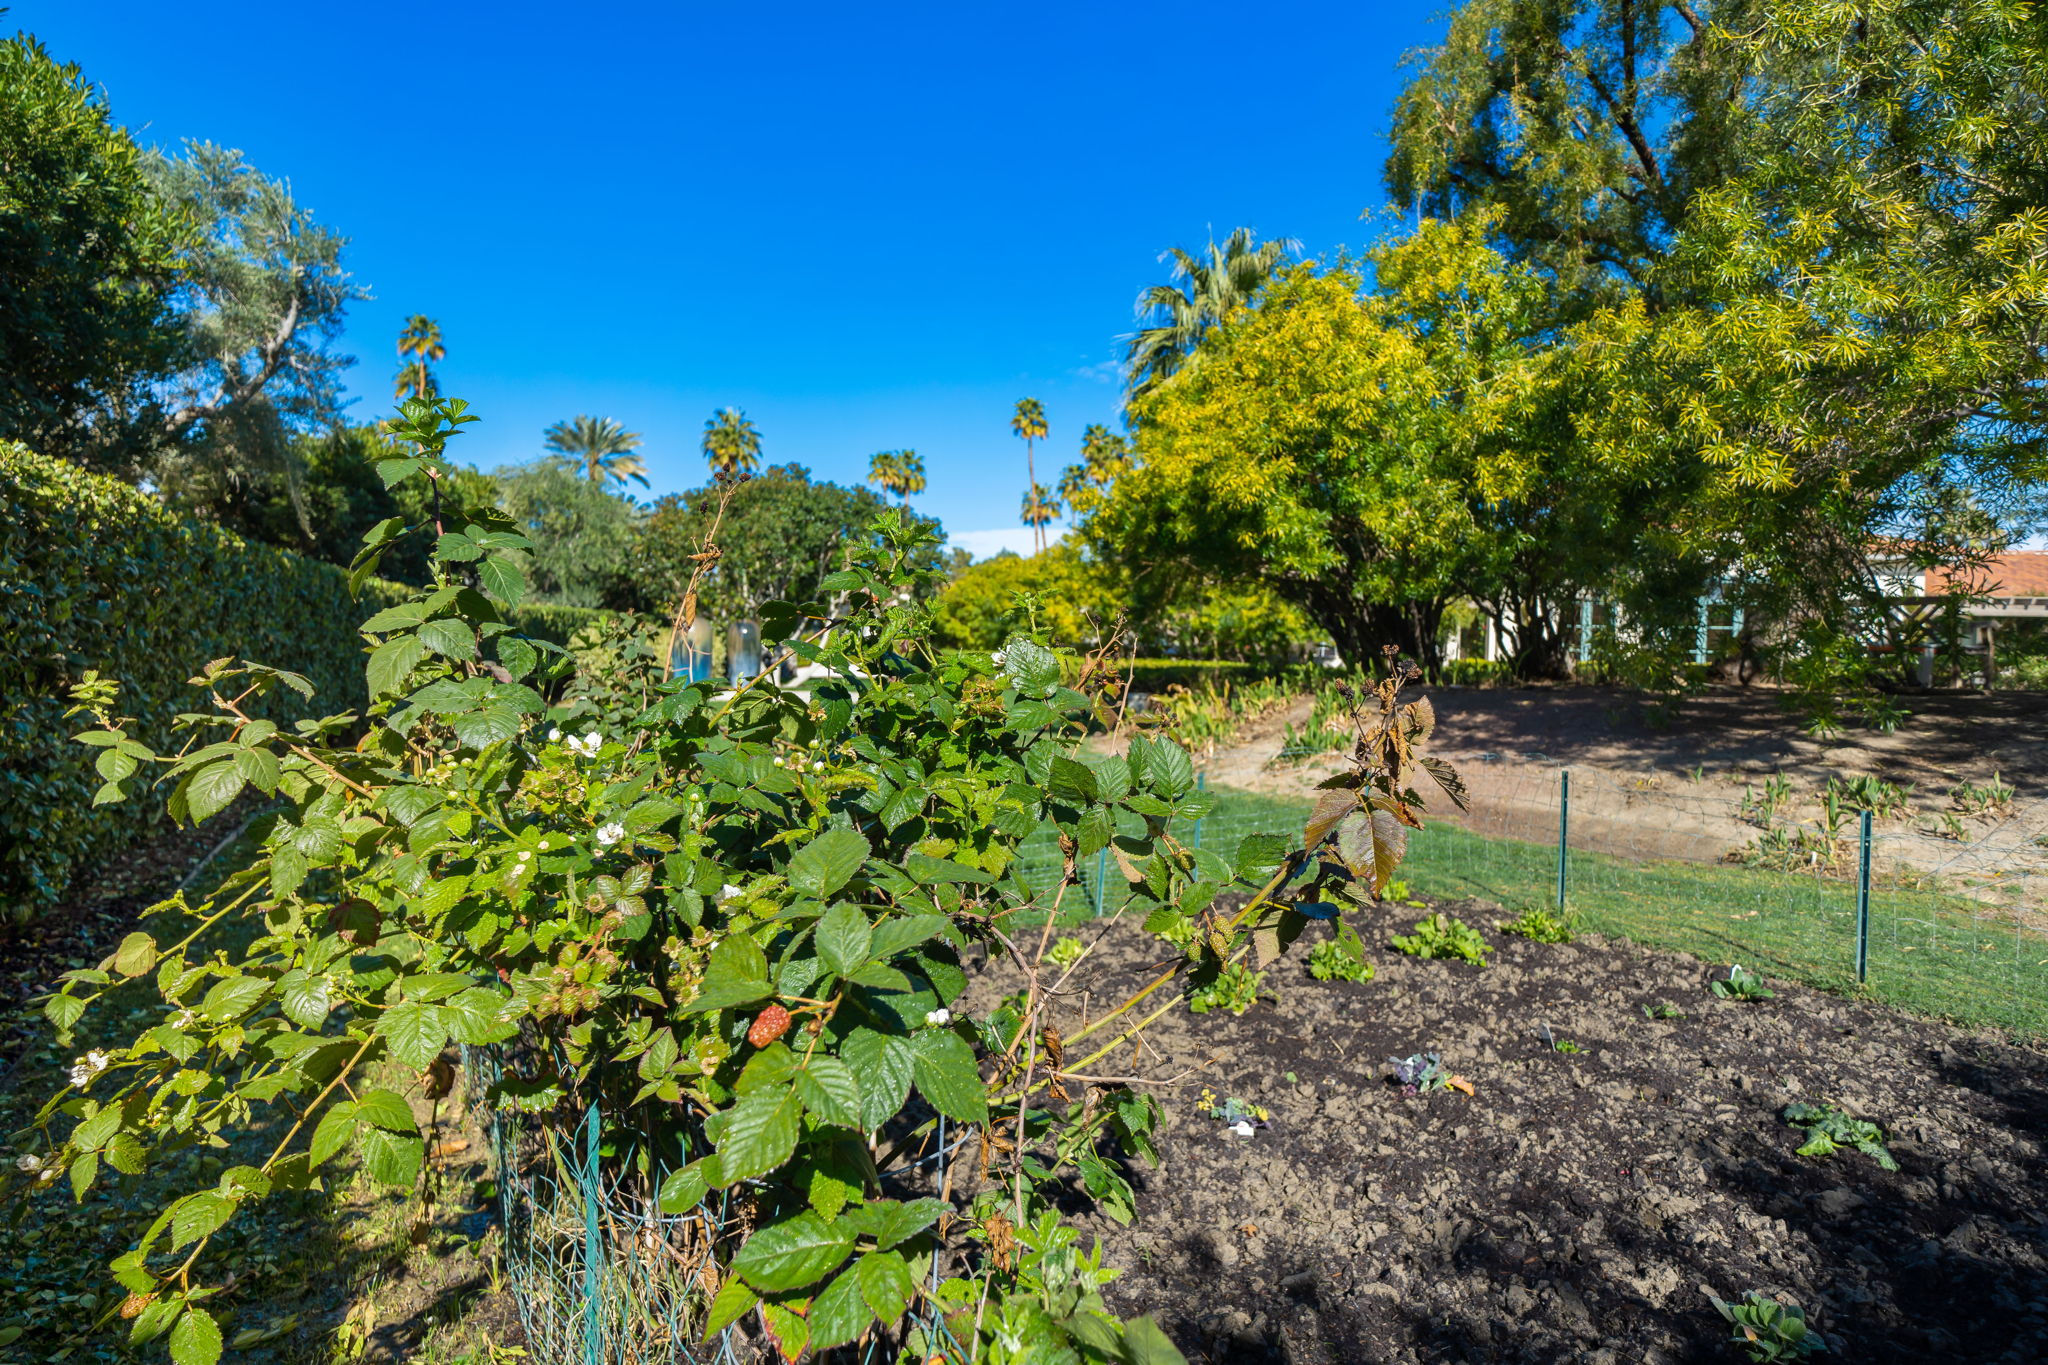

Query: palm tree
[1019,482,1060,550]
[1124,228,1300,399]
[702,407,762,477]
[393,315,445,401]
[544,415,649,488]
[1011,398,1049,551]
[1059,423,1131,517]
[867,449,927,503]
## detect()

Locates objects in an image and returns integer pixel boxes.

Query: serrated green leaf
[806,1266,874,1351]
[367,634,425,700]
[113,931,155,977]
[854,1247,916,1323]
[199,974,267,1021]
[417,618,476,659]
[702,1277,760,1339]
[793,1055,862,1128]
[658,1161,711,1214]
[911,1028,987,1123]
[788,828,868,899]
[377,1000,447,1070]
[841,1028,914,1131]
[360,1126,425,1186]
[815,903,872,977]
[716,1088,802,1182]
[168,1306,223,1365]
[171,1191,235,1250]
[181,761,245,823]
[731,1209,854,1292]
[309,1101,357,1170]
[355,1088,417,1133]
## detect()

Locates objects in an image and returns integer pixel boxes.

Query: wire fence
[1014,766,2048,1040]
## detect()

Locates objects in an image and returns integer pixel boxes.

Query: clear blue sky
[24,1,1444,557]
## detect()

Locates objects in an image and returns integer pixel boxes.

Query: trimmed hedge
[0,443,407,922]
[1112,658,1261,693]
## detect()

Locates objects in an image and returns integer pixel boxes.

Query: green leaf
[69,1150,98,1199]
[1120,1315,1189,1365]
[904,852,995,885]
[793,1055,862,1129]
[1235,832,1291,879]
[1149,741,1195,798]
[199,974,267,1021]
[911,1028,988,1123]
[806,1267,874,1351]
[657,1162,711,1215]
[731,1210,855,1292]
[417,618,476,659]
[182,760,245,823]
[168,1306,224,1365]
[788,828,869,899]
[1001,637,1060,696]
[842,1197,945,1250]
[815,903,873,977]
[279,972,333,1029]
[841,1028,914,1131]
[452,705,522,748]
[436,530,483,562]
[308,1101,358,1170]
[113,931,155,978]
[360,1126,425,1186]
[854,1248,916,1323]
[366,634,425,700]
[866,914,949,962]
[1050,755,1100,804]
[171,1192,235,1250]
[717,1089,802,1183]
[702,1277,760,1338]
[105,1131,146,1175]
[685,934,774,1013]
[477,553,528,605]
[377,1001,447,1070]
[355,1088,418,1133]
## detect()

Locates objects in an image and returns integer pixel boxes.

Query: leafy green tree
[144,142,367,527]
[545,414,650,489]
[635,463,935,623]
[0,32,184,470]
[702,406,762,477]
[1124,228,1300,399]
[1011,398,1048,550]
[928,541,1119,650]
[1059,423,1130,518]
[866,448,926,503]
[1020,482,1060,552]
[494,455,644,607]
[393,314,444,401]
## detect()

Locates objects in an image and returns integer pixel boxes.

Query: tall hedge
[0,443,406,922]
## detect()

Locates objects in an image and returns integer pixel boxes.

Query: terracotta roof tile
[1925,553,2048,597]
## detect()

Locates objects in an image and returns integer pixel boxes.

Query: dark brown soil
[971,897,2048,1364]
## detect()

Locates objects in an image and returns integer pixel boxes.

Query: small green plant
[1499,905,1574,943]
[1739,773,1795,826]
[1391,912,1491,965]
[1381,878,1410,902]
[1047,935,1086,968]
[1642,1001,1685,1020]
[1783,1103,1898,1170]
[1936,810,1970,842]
[1197,1087,1270,1130]
[1827,772,1912,819]
[1388,1052,1473,1096]
[1949,771,2015,814]
[1711,963,1775,1000]
[1709,1290,1828,1361]
[1307,921,1374,982]
[1552,1037,1581,1054]
[1188,961,1264,1015]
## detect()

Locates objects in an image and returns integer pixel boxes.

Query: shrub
[0,442,408,922]
[1391,912,1492,965]
[24,397,1471,1365]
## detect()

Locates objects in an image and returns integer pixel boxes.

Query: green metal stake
[1855,808,1872,983]
[1555,769,1570,909]
[1194,771,1206,849]
[1094,848,1107,917]
[583,1106,602,1365]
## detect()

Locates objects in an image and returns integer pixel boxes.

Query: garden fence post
[1555,770,1570,909]
[1855,809,1872,983]
[582,1105,602,1365]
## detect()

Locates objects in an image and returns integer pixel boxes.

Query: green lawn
[1018,784,2048,1041]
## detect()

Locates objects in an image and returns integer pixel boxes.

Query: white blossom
[567,731,603,758]
[991,649,1007,668]
[68,1050,111,1089]
[16,1153,43,1173]
[924,1008,952,1027]
[595,822,626,847]
[547,727,562,742]
[720,884,743,901]
[171,1009,197,1029]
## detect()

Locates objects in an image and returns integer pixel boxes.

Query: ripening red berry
[747,1003,792,1048]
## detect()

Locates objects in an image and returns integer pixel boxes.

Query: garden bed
[970,896,2048,1364]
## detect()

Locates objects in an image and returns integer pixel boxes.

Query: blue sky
[25,2,1444,557]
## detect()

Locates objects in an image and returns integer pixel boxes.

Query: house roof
[1925,552,2048,598]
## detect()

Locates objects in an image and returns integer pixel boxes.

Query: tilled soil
[970,897,2048,1364]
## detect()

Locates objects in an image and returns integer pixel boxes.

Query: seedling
[1709,1290,1827,1361]
[1783,1103,1897,1170]
[1047,935,1085,968]
[1381,878,1410,902]
[1827,773,1911,819]
[1388,1052,1473,1096]
[1642,1001,1685,1020]
[1188,961,1264,1015]
[1310,941,1376,982]
[1711,963,1774,1001]
[1391,913,1491,965]
[1537,1022,1581,1054]
[1949,771,2014,814]
[1499,905,1574,943]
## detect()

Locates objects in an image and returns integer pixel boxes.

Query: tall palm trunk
[1026,439,1038,551]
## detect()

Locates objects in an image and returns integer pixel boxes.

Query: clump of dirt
[973,897,2048,1364]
